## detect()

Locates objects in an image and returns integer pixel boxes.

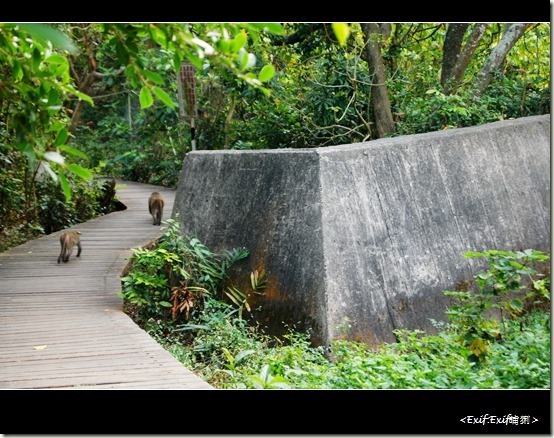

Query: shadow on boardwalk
[0,179,212,389]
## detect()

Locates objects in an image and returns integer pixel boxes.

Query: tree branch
[270,24,325,45]
[473,23,531,98]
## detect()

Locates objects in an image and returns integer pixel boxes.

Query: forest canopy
[0,22,550,250]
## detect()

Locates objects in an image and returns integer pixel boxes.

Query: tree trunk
[442,24,489,95]
[473,23,531,98]
[68,70,102,134]
[441,24,469,89]
[223,95,235,149]
[67,25,103,135]
[362,23,395,138]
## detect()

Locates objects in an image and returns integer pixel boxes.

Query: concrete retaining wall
[172,115,551,347]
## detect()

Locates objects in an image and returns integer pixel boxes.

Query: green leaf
[59,145,88,160]
[216,39,230,52]
[152,86,175,108]
[142,70,164,85]
[44,54,67,65]
[125,64,140,88]
[149,26,167,47]
[258,65,275,83]
[184,53,204,70]
[59,170,71,202]
[222,347,234,363]
[464,251,486,259]
[173,53,183,72]
[73,90,94,105]
[12,59,23,81]
[66,163,92,180]
[139,86,154,109]
[508,299,523,312]
[46,88,60,106]
[63,85,94,105]
[332,23,350,46]
[45,120,65,134]
[250,23,285,35]
[231,31,247,52]
[115,40,130,65]
[235,349,256,363]
[32,47,42,71]
[15,24,78,55]
[54,128,68,147]
[159,301,173,307]
[258,86,271,97]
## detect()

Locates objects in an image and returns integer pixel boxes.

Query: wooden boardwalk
[0,179,213,389]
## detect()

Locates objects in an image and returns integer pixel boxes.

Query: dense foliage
[0,23,550,251]
[120,218,250,323]
[0,148,122,252]
[0,24,549,252]
[0,23,282,250]
[120,220,550,389]
[70,23,550,185]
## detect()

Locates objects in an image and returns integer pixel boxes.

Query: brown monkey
[58,231,82,264]
[148,192,165,226]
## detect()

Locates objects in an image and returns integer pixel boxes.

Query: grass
[135,297,550,389]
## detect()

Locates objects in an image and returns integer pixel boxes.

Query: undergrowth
[121,222,550,389]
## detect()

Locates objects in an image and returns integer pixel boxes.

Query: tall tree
[441,23,469,90]
[472,23,531,97]
[67,24,106,134]
[361,23,395,138]
[441,23,488,95]
[272,23,396,139]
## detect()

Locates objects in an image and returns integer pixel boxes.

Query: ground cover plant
[121,222,550,389]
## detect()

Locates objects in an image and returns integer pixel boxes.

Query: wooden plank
[0,179,212,389]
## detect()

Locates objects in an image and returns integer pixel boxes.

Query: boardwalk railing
[0,179,213,389]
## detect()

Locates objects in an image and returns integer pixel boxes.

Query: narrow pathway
[0,179,213,389]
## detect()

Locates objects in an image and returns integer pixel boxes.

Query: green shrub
[444,249,550,363]
[35,175,104,234]
[119,218,249,323]
[132,247,550,389]
[0,152,122,252]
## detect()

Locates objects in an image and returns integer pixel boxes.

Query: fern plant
[224,269,268,317]
[119,218,249,322]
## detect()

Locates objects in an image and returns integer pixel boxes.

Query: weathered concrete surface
[172,115,551,347]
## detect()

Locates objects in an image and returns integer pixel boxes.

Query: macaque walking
[148,192,164,226]
[58,231,82,264]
